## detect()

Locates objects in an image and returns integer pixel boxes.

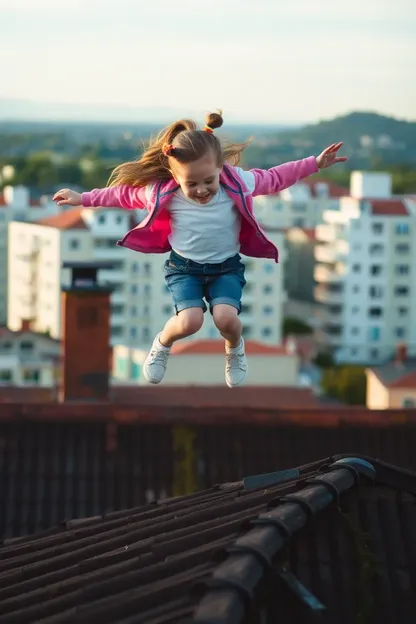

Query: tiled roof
[36,206,88,230]
[0,194,6,206]
[369,358,416,388]
[171,339,288,356]
[296,179,349,198]
[367,198,409,216]
[1,455,415,623]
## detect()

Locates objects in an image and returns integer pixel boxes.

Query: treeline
[2,152,416,195]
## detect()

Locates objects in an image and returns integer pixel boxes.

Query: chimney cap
[62,261,115,270]
[62,260,115,292]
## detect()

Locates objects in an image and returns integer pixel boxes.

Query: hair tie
[162,142,174,156]
[203,125,214,134]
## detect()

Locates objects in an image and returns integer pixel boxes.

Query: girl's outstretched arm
[251,142,347,197]
[53,185,148,210]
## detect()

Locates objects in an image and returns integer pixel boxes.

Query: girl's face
[171,152,221,204]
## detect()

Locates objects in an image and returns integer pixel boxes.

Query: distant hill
[242,112,416,169]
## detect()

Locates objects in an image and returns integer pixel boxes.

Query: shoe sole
[225,367,248,388]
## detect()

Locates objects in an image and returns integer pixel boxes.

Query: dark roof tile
[1,455,416,623]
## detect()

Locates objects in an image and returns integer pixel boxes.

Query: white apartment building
[0,324,60,387]
[314,172,416,365]
[0,186,57,324]
[8,206,286,347]
[254,178,347,230]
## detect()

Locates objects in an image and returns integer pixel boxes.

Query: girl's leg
[143,307,204,384]
[212,304,242,348]
[212,304,247,388]
[160,307,204,347]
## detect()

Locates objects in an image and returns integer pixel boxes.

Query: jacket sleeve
[81,184,148,210]
[250,156,319,197]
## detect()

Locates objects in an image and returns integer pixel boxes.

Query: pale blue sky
[1,0,415,123]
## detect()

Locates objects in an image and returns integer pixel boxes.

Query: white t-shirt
[168,167,255,263]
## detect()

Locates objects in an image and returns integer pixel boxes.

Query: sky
[1,0,415,124]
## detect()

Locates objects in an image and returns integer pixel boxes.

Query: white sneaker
[225,338,248,388]
[143,333,171,384]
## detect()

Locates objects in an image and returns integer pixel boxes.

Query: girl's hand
[53,189,82,206]
[316,143,348,169]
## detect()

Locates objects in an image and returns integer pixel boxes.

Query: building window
[369,285,383,299]
[20,341,34,351]
[23,369,40,383]
[144,263,151,276]
[395,327,406,339]
[350,348,358,356]
[292,218,305,227]
[131,284,138,295]
[143,305,150,316]
[351,327,359,335]
[372,223,383,234]
[368,307,383,318]
[263,264,273,274]
[369,244,383,255]
[262,327,272,337]
[370,348,379,359]
[395,286,409,297]
[132,262,139,273]
[395,265,409,276]
[396,223,410,235]
[131,305,137,316]
[242,325,252,338]
[241,304,252,314]
[263,285,273,295]
[398,307,408,317]
[352,264,361,273]
[370,265,382,276]
[98,214,106,224]
[0,369,13,382]
[369,327,381,342]
[69,238,79,250]
[111,304,124,315]
[403,399,415,408]
[115,215,123,225]
[396,243,410,254]
[111,326,123,337]
[352,285,360,293]
[142,327,150,341]
[130,327,137,338]
[1,341,12,351]
[263,306,273,316]
[162,304,172,315]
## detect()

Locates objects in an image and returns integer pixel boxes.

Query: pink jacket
[81,156,318,263]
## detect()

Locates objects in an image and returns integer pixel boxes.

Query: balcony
[315,240,349,264]
[314,285,344,305]
[314,264,345,284]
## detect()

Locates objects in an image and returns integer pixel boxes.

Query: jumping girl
[53,110,346,387]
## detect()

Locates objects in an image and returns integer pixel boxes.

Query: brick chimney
[59,261,114,402]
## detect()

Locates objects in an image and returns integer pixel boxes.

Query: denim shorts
[164,250,246,314]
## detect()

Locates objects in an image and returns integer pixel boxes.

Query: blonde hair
[108,110,250,187]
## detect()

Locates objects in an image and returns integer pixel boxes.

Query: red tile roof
[367,199,409,216]
[171,340,288,356]
[0,193,6,207]
[389,371,416,389]
[36,206,88,230]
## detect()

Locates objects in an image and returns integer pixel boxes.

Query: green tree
[283,317,313,337]
[321,366,367,405]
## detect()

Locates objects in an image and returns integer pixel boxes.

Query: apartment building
[254,178,348,230]
[0,323,60,387]
[0,185,57,324]
[8,206,286,347]
[314,172,416,364]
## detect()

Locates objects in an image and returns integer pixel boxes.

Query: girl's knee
[178,307,204,335]
[213,305,239,333]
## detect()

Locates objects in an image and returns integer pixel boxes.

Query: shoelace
[226,352,246,372]
[149,349,170,366]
